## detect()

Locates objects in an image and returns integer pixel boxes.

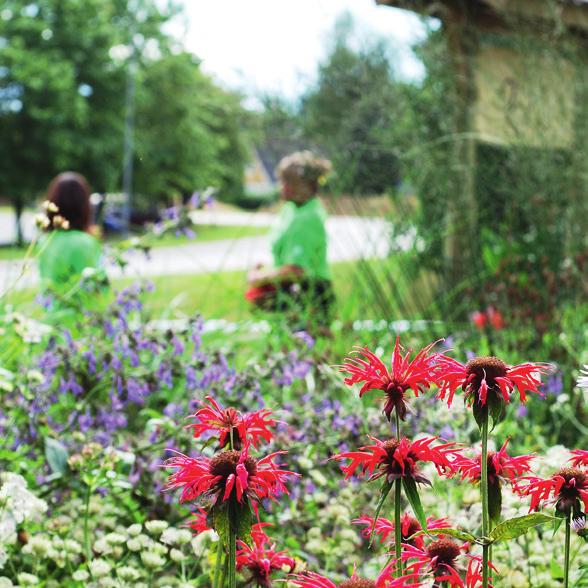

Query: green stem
[228,525,237,588]
[219,553,228,588]
[394,478,403,577]
[395,411,401,439]
[564,513,571,588]
[213,539,223,588]
[480,411,490,588]
[83,483,92,563]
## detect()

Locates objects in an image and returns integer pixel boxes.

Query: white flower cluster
[0,473,47,569]
[34,200,70,230]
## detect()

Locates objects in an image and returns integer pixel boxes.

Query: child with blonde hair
[246,151,334,326]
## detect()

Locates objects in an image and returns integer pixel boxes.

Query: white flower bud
[127,523,142,536]
[72,570,89,582]
[89,559,112,577]
[16,574,39,586]
[170,548,186,563]
[145,520,169,535]
[126,538,142,552]
[140,551,165,569]
[117,566,141,581]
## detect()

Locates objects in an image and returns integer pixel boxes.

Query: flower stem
[564,513,571,588]
[480,410,490,588]
[213,539,223,588]
[394,478,403,577]
[83,483,92,563]
[395,411,401,439]
[228,524,237,588]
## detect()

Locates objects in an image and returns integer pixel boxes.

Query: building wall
[474,44,576,148]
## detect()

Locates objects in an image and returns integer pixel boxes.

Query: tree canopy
[0,0,248,241]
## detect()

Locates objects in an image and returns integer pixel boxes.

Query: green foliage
[488,481,502,527]
[300,14,400,194]
[0,0,249,241]
[410,527,478,544]
[488,513,553,543]
[44,437,69,477]
[369,479,393,546]
[402,477,428,532]
[134,52,248,204]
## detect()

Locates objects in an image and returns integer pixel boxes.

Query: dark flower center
[210,450,257,480]
[427,538,461,569]
[380,439,421,482]
[339,579,376,588]
[383,382,409,421]
[466,357,508,385]
[403,516,421,540]
[382,438,401,455]
[247,563,271,587]
[556,468,586,498]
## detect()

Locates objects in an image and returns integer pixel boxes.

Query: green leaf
[235,501,253,546]
[473,397,504,431]
[212,502,230,547]
[409,527,478,544]
[402,477,427,532]
[488,513,553,543]
[472,401,484,430]
[550,554,564,580]
[369,480,393,546]
[552,509,566,536]
[44,437,69,476]
[488,481,502,526]
[489,396,505,429]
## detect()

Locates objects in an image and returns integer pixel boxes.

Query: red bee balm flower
[522,466,588,530]
[186,395,275,449]
[236,524,295,587]
[353,513,450,549]
[340,338,439,421]
[569,449,588,468]
[188,507,211,534]
[397,539,494,587]
[435,355,549,408]
[455,440,534,488]
[290,567,418,588]
[164,449,298,505]
[332,436,459,485]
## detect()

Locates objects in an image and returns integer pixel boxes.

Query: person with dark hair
[246,151,335,326]
[38,172,102,288]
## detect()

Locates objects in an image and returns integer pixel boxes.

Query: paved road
[0,211,404,293]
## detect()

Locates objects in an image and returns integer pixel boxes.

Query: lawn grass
[0,225,268,261]
[115,254,438,323]
[1,254,441,363]
[2,254,438,323]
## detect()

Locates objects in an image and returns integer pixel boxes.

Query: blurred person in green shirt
[38,172,103,294]
[246,151,335,326]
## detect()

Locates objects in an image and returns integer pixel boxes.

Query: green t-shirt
[270,198,330,281]
[38,230,102,288]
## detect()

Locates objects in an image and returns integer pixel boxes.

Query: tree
[300,14,400,195]
[0,0,177,243]
[245,95,306,181]
[133,52,248,205]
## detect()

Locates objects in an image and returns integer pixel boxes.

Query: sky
[174,0,429,101]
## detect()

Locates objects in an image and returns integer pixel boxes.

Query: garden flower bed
[0,281,586,587]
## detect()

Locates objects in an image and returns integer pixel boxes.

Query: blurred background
[0,0,586,346]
